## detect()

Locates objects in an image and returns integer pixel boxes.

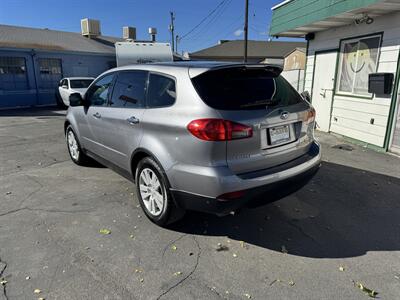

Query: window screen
[147,73,176,108]
[110,71,147,108]
[336,35,381,97]
[0,57,28,90]
[38,58,62,89]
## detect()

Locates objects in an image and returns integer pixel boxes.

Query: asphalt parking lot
[1,108,400,300]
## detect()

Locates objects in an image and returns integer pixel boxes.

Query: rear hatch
[190,65,315,175]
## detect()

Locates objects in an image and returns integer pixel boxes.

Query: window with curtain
[336,34,381,97]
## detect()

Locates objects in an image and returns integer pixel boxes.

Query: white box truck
[115,41,173,67]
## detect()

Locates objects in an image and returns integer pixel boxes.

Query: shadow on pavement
[170,162,400,258]
[0,106,66,117]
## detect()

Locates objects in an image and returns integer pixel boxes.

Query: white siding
[306,11,400,147]
[304,53,314,92]
[282,69,304,92]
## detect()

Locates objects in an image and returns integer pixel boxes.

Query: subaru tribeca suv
[65,62,321,226]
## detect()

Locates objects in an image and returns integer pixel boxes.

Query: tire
[66,125,89,166]
[135,157,185,226]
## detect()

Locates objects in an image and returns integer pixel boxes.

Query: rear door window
[147,73,176,108]
[191,67,303,110]
[110,71,147,108]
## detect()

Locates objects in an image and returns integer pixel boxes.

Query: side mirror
[301,90,311,102]
[62,85,68,89]
[69,93,84,107]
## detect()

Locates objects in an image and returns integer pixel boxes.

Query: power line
[187,0,233,42]
[189,15,244,50]
[180,0,229,40]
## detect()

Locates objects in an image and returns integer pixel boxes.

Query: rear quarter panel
[137,68,227,188]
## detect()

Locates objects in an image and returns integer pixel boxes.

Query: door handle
[127,116,140,125]
[93,112,101,119]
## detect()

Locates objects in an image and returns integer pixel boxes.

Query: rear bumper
[170,141,321,215]
[171,162,320,215]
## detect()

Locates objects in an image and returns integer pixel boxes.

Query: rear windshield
[70,79,93,89]
[191,67,303,110]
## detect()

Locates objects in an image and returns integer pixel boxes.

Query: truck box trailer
[115,41,173,67]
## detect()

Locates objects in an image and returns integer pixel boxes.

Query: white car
[56,77,94,107]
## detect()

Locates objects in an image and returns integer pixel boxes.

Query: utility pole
[175,35,179,53]
[243,0,249,62]
[169,11,175,53]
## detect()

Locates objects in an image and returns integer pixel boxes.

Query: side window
[147,73,176,108]
[0,57,28,90]
[86,73,115,106]
[110,71,147,108]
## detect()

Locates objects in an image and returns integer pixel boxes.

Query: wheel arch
[64,113,81,138]
[64,120,71,135]
[130,148,167,180]
[130,148,183,213]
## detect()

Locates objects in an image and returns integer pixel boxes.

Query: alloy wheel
[139,168,165,216]
[67,130,79,160]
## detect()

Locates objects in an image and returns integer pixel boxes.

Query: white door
[389,83,400,154]
[312,51,338,132]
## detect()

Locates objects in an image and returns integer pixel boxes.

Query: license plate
[269,125,290,145]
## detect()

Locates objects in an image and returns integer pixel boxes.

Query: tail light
[217,190,245,201]
[304,108,316,124]
[187,119,253,141]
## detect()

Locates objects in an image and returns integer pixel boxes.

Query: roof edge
[271,0,294,11]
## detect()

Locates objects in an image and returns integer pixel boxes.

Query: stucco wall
[284,49,305,70]
[0,49,115,108]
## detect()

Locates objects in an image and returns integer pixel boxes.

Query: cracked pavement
[0,108,400,299]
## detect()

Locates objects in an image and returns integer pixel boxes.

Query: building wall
[260,58,284,66]
[283,49,305,71]
[282,69,304,92]
[0,49,115,109]
[304,11,400,147]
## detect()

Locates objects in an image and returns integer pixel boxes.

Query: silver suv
[65,62,321,226]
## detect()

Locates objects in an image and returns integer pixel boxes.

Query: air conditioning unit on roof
[81,18,101,38]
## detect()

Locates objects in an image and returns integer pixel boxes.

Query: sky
[0,0,289,53]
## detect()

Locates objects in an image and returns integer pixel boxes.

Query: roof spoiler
[189,64,283,78]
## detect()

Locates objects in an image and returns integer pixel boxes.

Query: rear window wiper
[239,99,280,108]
